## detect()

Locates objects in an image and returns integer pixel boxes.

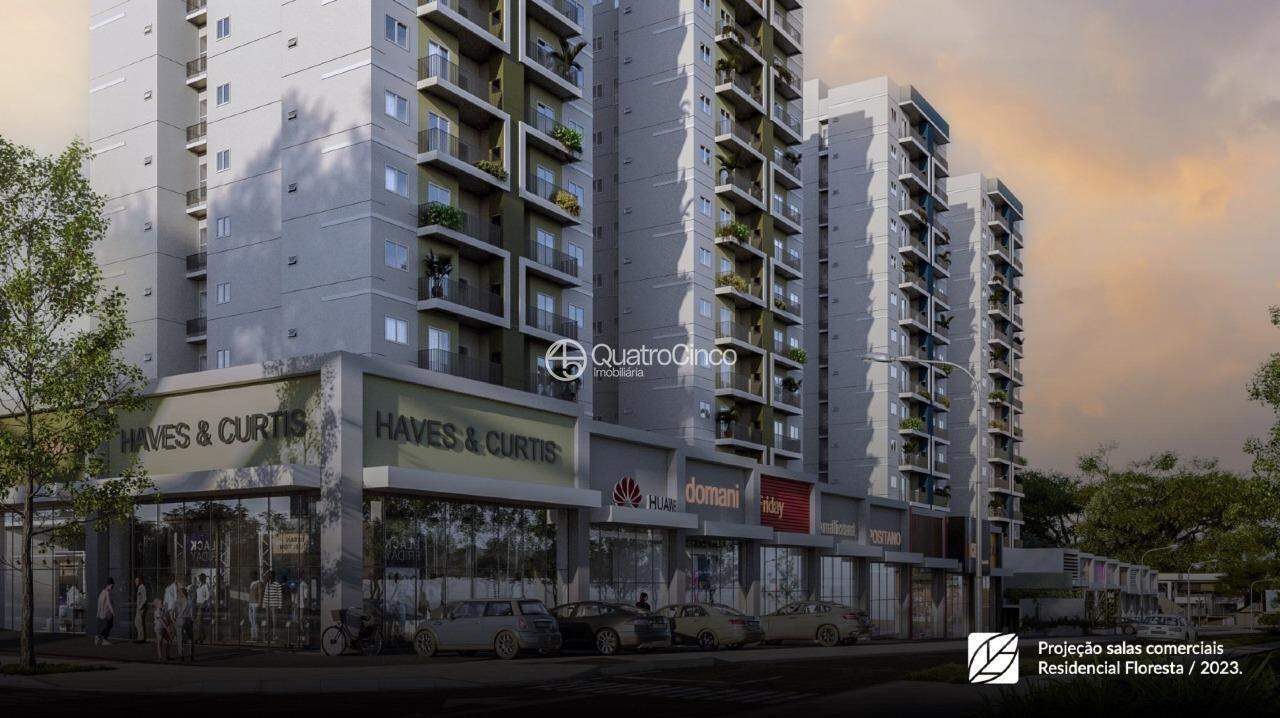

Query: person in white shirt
[133,576,148,643]
[152,598,173,661]
[194,573,211,643]
[174,587,195,662]
[94,578,115,645]
[247,571,263,642]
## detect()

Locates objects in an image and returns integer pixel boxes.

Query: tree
[1018,469,1086,548]
[1245,305,1280,482]
[0,137,152,670]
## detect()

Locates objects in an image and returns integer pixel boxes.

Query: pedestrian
[152,598,173,661]
[635,592,652,612]
[263,570,283,644]
[134,576,148,643]
[247,571,263,642]
[94,577,115,645]
[175,587,195,662]
[194,573,211,643]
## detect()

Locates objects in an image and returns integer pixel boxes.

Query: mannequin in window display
[263,570,283,643]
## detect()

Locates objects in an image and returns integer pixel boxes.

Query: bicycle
[320,607,384,657]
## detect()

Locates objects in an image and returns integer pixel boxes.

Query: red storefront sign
[760,477,811,533]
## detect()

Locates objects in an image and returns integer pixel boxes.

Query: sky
[2,1,1277,473]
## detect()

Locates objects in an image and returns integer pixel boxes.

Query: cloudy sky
[2,1,1277,472]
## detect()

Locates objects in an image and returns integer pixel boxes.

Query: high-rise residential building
[802,77,954,505]
[88,0,594,406]
[942,173,1026,549]
[592,0,806,468]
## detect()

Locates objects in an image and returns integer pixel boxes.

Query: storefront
[682,458,760,611]
[758,476,828,614]
[866,503,910,637]
[816,493,869,610]
[1,510,86,635]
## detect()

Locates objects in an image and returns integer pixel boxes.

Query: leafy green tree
[1245,306,1280,482]
[1018,469,1086,548]
[0,138,152,670]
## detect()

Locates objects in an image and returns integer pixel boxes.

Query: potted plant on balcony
[989,389,1009,403]
[551,189,581,216]
[424,201,464,231]
[554,38,587,82]
[786,347,807,364]
[900,416,925,432]
[715,57,738,75]
[549,124,583,154]
[423,250,452,298]
[783,149,801,166]
[717,154,744,185]
[772,60,794,86]
[716,272,749,292]
[473,158,508,181]
[773,296,788,311]
[716,407,739,436]
[716,220,751,242]
[936,313,953,330]
[780,375,801,393]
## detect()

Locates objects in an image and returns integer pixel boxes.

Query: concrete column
[559,508,591,603]
[84,526,110,637]
[806,549,822,602]
[743,541,761,614]
[318,354,364,624]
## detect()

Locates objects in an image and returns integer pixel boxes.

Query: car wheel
[697,630,719,651]
[320,626,347,657]
[816,624,840,648]
[595,628,621,656]
[494,630,520,660]
[413,630,437,658]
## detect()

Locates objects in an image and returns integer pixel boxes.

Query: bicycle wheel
[320,625,348,656]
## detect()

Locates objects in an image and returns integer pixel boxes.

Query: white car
[1135,615,1198,642]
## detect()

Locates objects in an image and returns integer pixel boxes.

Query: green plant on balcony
[773,296,788,311]
[716,272,749,293]
[989,418,1008,431]
[936,314,953,330]
[715,57,747,75]
[718,23,743,43]
[772,60,794,85]
[900,416,925,432]
[555,38,587,71]
[422,250,453,298]
[780,375,801,392]
[787,347,807,364]
[938,363,953,377]
[1014,455,1028,467]
[473,159,508,181]
[716,220,751,242]
[423,201,464,231]
[549,124,583,154]
[936,250,951,265]
[551,189,581,216]
[989,389,1009,403]
[938,395,951,408]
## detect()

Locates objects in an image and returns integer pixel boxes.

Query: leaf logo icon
[613,476,643,508]
[967,632,1019,684]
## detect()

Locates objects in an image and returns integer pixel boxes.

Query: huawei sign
[612,476,643,508]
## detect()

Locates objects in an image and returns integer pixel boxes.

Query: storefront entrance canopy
[363,466,600,509]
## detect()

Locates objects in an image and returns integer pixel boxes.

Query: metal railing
[530,307,579,339]
[525,110,583,155]
[717,371,763,396]
[773,382,801,407]
[418,127,483,163]
[185,317,207,337]
[434,0,503,39]
[525,172,581,216]
[771,8,802,46]
[717,169,764,202]
[772,147,801,178]
[528,240,580,277]
[186,121,207,144]
[186,252,207,273]
[416,203,503,247]
[417,276,504,316]
[716,68,762,105]
[525,41,581,87]
[772,194,801,225]
[418,54,488,98]
[717,117,761,151]
[772,243,801,271]
[772,101,802,137]
[186,54,206,78]
[186,0,207,13]
[900,161,929,189]
[186,185,207,207]
[528,367,579,401]
[714,221,762,251]
[717,320,760,345]
[418,348,502,385]
[716,21,761,55]
[538,0,584,25]
[718,423,764,445]
[775,435,802,453]
[772,294,801,317]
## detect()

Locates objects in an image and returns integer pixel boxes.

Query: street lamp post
[864,352,985,633]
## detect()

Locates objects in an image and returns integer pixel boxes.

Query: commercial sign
[363,376,576,487]
[759,477,810,534]
[612,476,677,512]
[589,436,677,511]
[819,495,860,539]
[106,376,322,475]
[683,460,747,522]
[867,506,904,549]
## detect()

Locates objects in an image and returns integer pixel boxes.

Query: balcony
[988,211,1012,237]
[772,242,802,279]
[716,117,764,162]
[185,121,207,154]
[417,0,506,58]
[418,348,502,386]
[523,171,583,225]
[527,0,584,37]
[774,434,802,458]
[528,367,580,402]
[770,8,802,55]
[524,41,582,100]
[185,54,207,90]
[418,128,507,192]
[185,316,207,342]
[898,124,929,158]
[715,272,765,308]
[716,320,765,356]
[900,451,930,473]
[898,196,929,227]
[185,251,207,279]
[772,146,801,188]
[715,168,766,211]
[898,306,930,334]
[715,21,764,67]
[716,422,766,451]
[771,100,803,146]
[772,340,804,369]
[524,110,583,163]
[716,371,765,402]
[526,239,581,283]
[771,193,802,234]
[417,203,504,259]
[185,184,207,217]
[185,0,207,25]
[771,293,802,324]
[772,381,802,413]
[899,162,929,194]
[417,55,505,125]
[772,63,801,102]
[715,68,765,116]
[528,306,580,340]
[714,221,765,258]
[418,276,506,327]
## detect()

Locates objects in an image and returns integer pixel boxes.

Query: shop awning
[140,464,324,498]
[882,550,925,565]
[770,531,835,549]
[698,520,775,541]
[363,466,601,509]
[589,505,699,530]
[831,541,885,559]
[924,557,962,571]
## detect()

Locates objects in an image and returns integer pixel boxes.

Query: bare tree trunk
[20,485,35,670]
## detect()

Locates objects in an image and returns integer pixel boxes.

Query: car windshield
[518,600,549,616]
[710,604,744,616]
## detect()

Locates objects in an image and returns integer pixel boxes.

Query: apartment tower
[592,0,805,468]
[942,173,1027,549]
[88,0,594,406]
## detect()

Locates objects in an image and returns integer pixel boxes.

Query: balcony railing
[528,240,580,277]
[773,382,801,407]
[418,276,504,316]
[716,68,763,105]
[186,120,207,144]
[771,294,801,317]
[772,146,801,178]
[900,452,929,471]
[525,172,582,216]
[775,435,802,453]
[418,348,502,385]
[773,243,801,270]
[418,127,485,163]
[417,203,503,247]
[771,8,802,46]
[186,0,207,12]
[528,367,579,401]
[434,0,504,39]
[530,307,579,339]
[715,221,762,251]
[525,41,581,87]
[185,251,207,273]
[538,0,584,25]
[717,320,760,346]
[717,371,763,396]
[717,116,761,151]
[772,194,801,225]
[418,54,487,98]
[716,21,761,55]
[185,316,207,337]
[525,110,583,156]
[718,422,763,445]
[772,102,802,139]
[186,54,206,78]
[186,185,207,207]
[717,169,764,202]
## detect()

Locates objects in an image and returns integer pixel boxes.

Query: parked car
[1136,614,1198,642]
[1119,615,1152,635]
[653,602,765,650]
[412,599,562,660]
[550,601,672,655]
[762,601,873,646]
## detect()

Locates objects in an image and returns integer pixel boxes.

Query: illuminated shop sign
[760,477,810,533]
[611,476,678,512]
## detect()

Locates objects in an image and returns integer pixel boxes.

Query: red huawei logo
[613,476,643,508]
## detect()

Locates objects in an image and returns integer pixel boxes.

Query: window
[215,282,230,304]
[536,292,556,314]
[698,43,711,63]
[566,242,584,268]
[384,15,407,48]
[427,326,450,353]
[384,239,408,271]
[698,196,712,217]
[384,90,409,123]
[426,182,451,206]
[215,349,230,369]
[384,316,408,344]
[384,165,408,197]
[215,216,231,238]
[698,298,712,318]
[568,181,585,207]
[699,400,712,419]
[719,257,732,274]
[698,94,712,115]
[698,145,711,165]
[215,16,230,40]
[698,247,712,267]
[700,0,711,12]
[215,83,230,106]
[567,304,584,329]
[215,149,230,172]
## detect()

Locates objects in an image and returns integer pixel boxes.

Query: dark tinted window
[452,602,485,619]
[518,600,549,616]
[550,605,574,619]
[682,605,706,617]
[485,602,514,617]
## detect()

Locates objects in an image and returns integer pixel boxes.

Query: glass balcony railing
[716,68,763,105]
[525,41,581,87]
[528,367,579,401]
[418,348,502,386]
[418,276,504,317]
[717,371,763,396]
[530,307,580,339]
[186,120,207,144]
[418,54,488,98]
[185,251,207,273]
[718,422,764,445]
[416,203,503,247]
[186,54,206,79]
[528,240,580,278]
[717,320,761,346]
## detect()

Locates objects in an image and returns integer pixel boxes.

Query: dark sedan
[550,601,672,655]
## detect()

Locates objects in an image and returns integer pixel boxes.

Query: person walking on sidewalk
[134,576,148,643]
[263,570,283,645]
[152,598,174,661]
[95,578,116,645]
[247,571,263,642]
[175,587,195,662]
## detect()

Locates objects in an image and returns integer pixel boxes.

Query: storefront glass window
[1,510,86,634]
[945,573,969,637]
[760,546,807,614]
[818,556,861,609]
[588,526,668,608]
[869,562,899,637]
[910,568,939,639]
[685,538,742,610]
